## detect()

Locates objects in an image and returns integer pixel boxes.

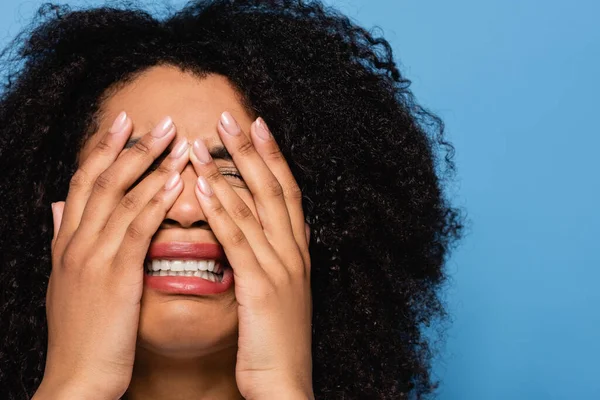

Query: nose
[163,164,208,228]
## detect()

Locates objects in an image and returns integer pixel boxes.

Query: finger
[54,111,132,256]
[217,112,302,269]
[101,138,189,249]
[112,171,184,272]
[50,201,65,251]
[305,222,311,245]
[76,116,177,239]
[189,137,282,273]
[193,174,269,283]
[250,117,310,270]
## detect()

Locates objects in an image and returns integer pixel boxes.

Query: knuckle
[210,201,227,218]
[236,140,255,157]
[204,169,222,185]
[125,222,147,242]
[60,246,90,277]
[289,268,308,285]
[264,146,285,162]
[69,169,91,190]
[155,163,172,176]
[264,178,284,197]
[284,181,303,200]
[95,137,112,154]
[288,256,308,278]
[230,202,254,221]
[227,229,247,247]
[94,171,115,193]
[279,273,296,289]
[147,193,163,209]
[120,192,141,212]
[60,248,80,271]
[131,139,152,156]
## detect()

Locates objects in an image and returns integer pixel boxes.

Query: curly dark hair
[0,0,463,398]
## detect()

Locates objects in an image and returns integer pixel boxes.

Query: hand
[189,112,314,400]
[36,113,189,399]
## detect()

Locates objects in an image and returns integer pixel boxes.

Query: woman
[0,1,463,399]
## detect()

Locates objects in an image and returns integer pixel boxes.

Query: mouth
[145,259,225,283]
[144,241,234,295]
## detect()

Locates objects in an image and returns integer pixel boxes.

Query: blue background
[1,1,598,399]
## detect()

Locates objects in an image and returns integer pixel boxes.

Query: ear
[304,222,311,245]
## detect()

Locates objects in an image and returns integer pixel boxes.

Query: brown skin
[35,66,313,400]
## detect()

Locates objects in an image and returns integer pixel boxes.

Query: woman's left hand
[189,112,314,400]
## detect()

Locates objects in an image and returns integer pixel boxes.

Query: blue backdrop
[1,1,598,399]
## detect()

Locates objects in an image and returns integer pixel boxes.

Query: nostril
[160,218,209,229]
[162,218,179,226]
[190,220,209,229]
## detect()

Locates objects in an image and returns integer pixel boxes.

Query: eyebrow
[124,137,233,161]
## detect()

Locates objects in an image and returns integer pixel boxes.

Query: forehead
[79,65,254,161]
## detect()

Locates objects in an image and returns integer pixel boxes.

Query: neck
[124,346,243,400]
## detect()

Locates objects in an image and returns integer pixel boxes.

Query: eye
[220,171,244,181]
[219,168,246,189]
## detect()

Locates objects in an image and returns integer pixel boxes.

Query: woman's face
[78,65,257,359]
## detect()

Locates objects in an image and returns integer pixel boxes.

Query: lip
[147,241,226,261]
[144,242,234,296]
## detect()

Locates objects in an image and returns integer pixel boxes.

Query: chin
[136,289,239,358]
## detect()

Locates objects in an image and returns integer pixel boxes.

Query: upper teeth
[146,259,222,274]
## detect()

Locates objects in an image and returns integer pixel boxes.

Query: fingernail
[220,111,241,136]
[255,117,271,141]
[192,139,212,164]
[170,139,189,159]
[110,111,128,134]
[152,116,174,138]
[197,176,213,196]
[164,172,181,191]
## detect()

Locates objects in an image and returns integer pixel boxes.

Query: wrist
[254,386,314,400]
[33,377,113,400]
[282,389,315,400]
[33,382,92,400]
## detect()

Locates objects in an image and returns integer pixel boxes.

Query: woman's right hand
[34,112,189,400]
